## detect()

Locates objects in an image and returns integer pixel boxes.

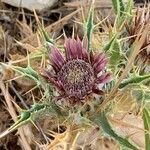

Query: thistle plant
[0,0,150,150]
[43,37,110,103]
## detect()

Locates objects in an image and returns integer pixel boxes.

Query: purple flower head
[44,37,111,102]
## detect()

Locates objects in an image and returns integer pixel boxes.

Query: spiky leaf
[112,0,124,16]
[92,113,139,150]
[132,89,150,103]
[142,108,150,150]
[109,39,122,73]
[0,103,58,139]
[13,66,40,85]
[39,27,54,44]
[104,35,117,52]
[119,74,150,89]
[84,3,94,51]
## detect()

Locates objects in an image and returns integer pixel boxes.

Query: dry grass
[0,0,149,150]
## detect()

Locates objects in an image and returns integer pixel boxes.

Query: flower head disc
[44,37,110,101]
[57,59,94,99]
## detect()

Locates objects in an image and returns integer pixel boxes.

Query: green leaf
[124,0,133,16]
[0,103,58,139]
[84,3,94,51]
[132,89,150,103]
[142,108,150,150]
[104,35,117,52]
[119,74,150,89]
[104,35,123,73]
[30,103,45,112]
[118,0,133,26]
[13,66,40,85]
[40,27,54,44]
[120,0,125,15]
[92,113,139,150]
[9,104,48,131]
[112,0,124,16]
[112,0,133,28]
[109,39,122,73]
[9,111,31,130]
[0,111,31,139]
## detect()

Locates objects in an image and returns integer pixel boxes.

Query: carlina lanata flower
[44,37,111,102]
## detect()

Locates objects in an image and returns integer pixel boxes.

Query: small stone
[1,0,57,11]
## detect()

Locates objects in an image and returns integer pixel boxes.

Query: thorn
[22,84,39,96]
[30,119,39,131]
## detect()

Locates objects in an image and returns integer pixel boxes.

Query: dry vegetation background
[0,0,148,150]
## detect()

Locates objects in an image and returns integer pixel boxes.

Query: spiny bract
[44,37,110,103]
